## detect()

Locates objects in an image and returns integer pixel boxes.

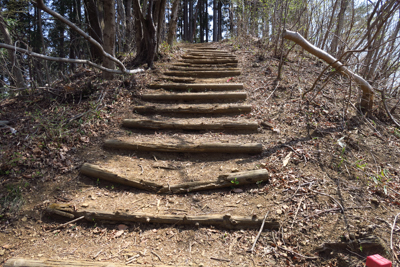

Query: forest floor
[1,40,400,267]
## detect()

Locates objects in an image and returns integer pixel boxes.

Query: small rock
[81,203,89,208]
[371,198,379,205]
[21,216,28,222]
[276,209,283,215]
[257,204,263,208]
[0,249,5,256]
[114,230,124,238]
[231,168,239,173]
[232,188,243,193]
[118,224,128,231]
[38,254,44,257]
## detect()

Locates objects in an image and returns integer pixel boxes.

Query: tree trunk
[218,0,222,41]
[0,15,26,89]
[117,0,126,53]
[155,0,167,53]
[320,0,338,51]
[102,0,116,79]
[330,0,348,56]
[132,0,157,68]
[124,0,133,52]
[167,0,179,46]
[205,0,209,42]
[213,0,217,41]
[83,0,103,62]
[183,0,188,41]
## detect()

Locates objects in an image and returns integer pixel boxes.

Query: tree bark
[103,0,116,79]
[133,104,251,114]
[0,15,26,89]
[283,29,374,112]
[330,0,348,56]
[167,0,179,46]
[213,0,217,42]
[83,0,103,62]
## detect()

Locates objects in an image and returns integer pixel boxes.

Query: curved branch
[283,29,374,111]
[381,89,400,128]
[33,0,132,74]
[0,43,144,74]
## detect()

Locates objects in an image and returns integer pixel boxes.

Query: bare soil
[1,40,400,267]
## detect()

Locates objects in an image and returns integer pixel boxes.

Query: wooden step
[141,91,246,101]
[186,52,233,57]
[148,83,243,91]
[186,49,228,53]
[163,70,241,78]
[170,67,240,72]
[104,139,263,153]
[133,104,252,114]
[182,55,236,60]
[160,76,195,83]
[173,62,238,68]
[122,118,258,131]
[182,58,238,64]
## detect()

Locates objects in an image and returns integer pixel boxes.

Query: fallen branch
[277,246,318,260]
[46,203,280,230]
[0,43,143,75]
[248,211,270,253]
[4,258,180,267]
[283,29,374,111]
[53,215,85,230]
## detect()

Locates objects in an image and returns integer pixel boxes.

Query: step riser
[141,92,247,101]
[133,105,252,114]
[164,71,241,78]
[148,83,244,91]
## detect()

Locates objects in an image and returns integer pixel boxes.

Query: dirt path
[3,42,400,267]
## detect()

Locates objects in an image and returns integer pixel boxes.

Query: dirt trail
[3,42,400,267]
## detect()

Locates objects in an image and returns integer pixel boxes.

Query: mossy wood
[81,163,269,193]
[141,91,247,101]
[132,104,252,114]
[148,83,243,91]
[163,70,241,78]
[103,140,263,153]
[122,118,258,131]
[46,203,279,230]
[4,258,180,267]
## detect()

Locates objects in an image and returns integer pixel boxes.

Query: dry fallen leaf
[114,230,124,238]
[283,152,293,167]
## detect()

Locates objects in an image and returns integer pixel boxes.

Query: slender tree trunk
[125,0,133,52]
[205,0,208,42]
[213,0,217,41]
[167,0,180,46]
[103,0,116,79]
[189,0,193,42]
[218,0,222,41]
[330,0,348,56]
[320,0,338,51]
[155,0,167,52]
[83,0,103,62]
[117,0,126,53]
[0,15,26,89]
[183,0,188,41]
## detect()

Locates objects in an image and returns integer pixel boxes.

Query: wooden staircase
[46,44,277,232]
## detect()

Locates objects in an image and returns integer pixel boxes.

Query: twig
[390,212,400,250]
[53,215,85,230]
[283,145,307,165]
[265,81,280,103]
[247,211,269,253]
[210,257,231,262]
[277,245,318,260]
[138,164,144,175]
[151,251,162,261]
[126,254,140,264]
[291,196,305,228]
[310,190,344,212]
[92,250,102,259]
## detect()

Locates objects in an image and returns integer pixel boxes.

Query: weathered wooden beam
[148,83,243,91]
[182,55,236,60]
[172,62,238,68]
[141,91,247,101]
[163,70,241,78]
[133,104,252,114]
[160,76,195,83]
[4,258,180,267]
[170,67,240,72]
[46,203,279,230]
[80,163,269,193]
[122,118,258,131]
[104,140,263,153]
[80,163,163,191]
[182,59,238,64]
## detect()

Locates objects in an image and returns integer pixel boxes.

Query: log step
[104,139,263,153]
[46,203,279,230]
[160,76,195,83]
[5,258,178,267]
[122,118,258,131]
[141,91,247,101]
[186,52,233,57]
[148,83,244,91]
[133,104,252,114]
[182,55,236,60]
[164,70,241,78]
[80,163,269,193]
[170,67,240,72]
[182,59,238,64]
[173,62,238,68]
